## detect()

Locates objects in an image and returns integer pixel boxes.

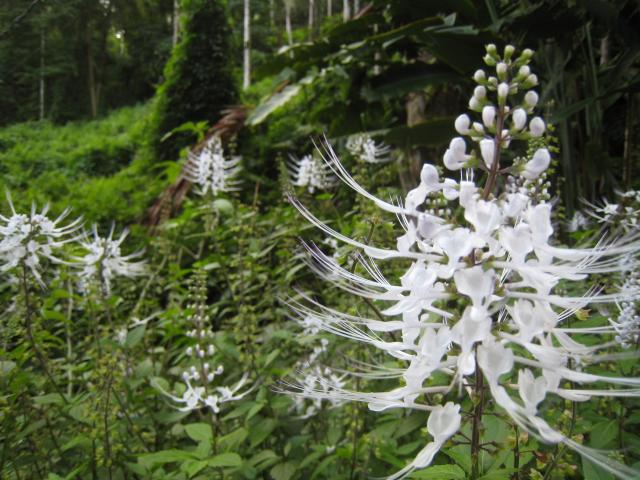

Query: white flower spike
[183,135,242,196]
[288,45,640,479]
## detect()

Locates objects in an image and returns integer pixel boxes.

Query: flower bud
[524,74,538,87]
[518,65,530,78]
[468,97,482,111]
[186,346,193,356]
[486,44,498,55]
[504,45,515,59]
[480,139,495,169]
[207,344,215,355]
[529,117,545,137]
[498,82,509,100]
[482,106,496,128]
[455,114,471,135]
[522,48,534,59]
[488,76,498,87]
[473,85,487,100]
[483,54,497,66]
[496,62,508,79]
[473,69,486,82]
[524,91,539,108]
[512,108,527,130]
[472,122,485,134]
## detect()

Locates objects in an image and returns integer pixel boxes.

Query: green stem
[21,265,68,404]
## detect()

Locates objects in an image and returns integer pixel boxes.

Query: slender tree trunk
[86,31,98,118]
[269,0,275,28]
[39,29,45,121]
[327,0,332,16]
[285,2,293,46]
[243,0,250,90]
[354,0,359,14]
[400,92,426,191]
[172,0,180,46]
[343,0,350,22]
[308,0,315,41]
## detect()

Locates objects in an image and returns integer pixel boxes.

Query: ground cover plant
[0,1,639,479]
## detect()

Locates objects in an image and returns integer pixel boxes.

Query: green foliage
[149,0,238,163]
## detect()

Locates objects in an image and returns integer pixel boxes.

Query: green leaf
[589,420,617,449]
[247,84,303,126]
[410,464,466,479]
[138,449,198,468]
[184,423,213,443]
[582,457,615,480]
[270,461,297,480]
[181,459,209,477]
[212,198,234,215]
[477,469,519,480]
[125,325,146,348]
[218,427,248,451]
[249,418,278,447]
[248,449,279,469]
[33,393,66,405]
[207,452,242,468]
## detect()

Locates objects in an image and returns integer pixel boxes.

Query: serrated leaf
[125,325,146,348]
[184,423,212,443]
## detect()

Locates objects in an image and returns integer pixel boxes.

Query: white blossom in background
[346,133,392,164]
[76,224,146,294]
[183,135,242,196]
[584,189,640,233]
[287,45,640,479]
[0,193,82,285]
[288,154,337,193]
[157,274,250,414]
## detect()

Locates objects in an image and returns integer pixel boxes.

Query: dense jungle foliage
[1,1,640,479]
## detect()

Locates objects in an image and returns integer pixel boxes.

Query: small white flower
[454,114,471,135]
[522,148,551,180]
[76,225,146,294]
[0,193,82,285]
[289,154,337,193]
[529,117,546,137]
[183,135,242,196]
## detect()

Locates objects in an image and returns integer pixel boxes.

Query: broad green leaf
[410,464,466,479]
[207,452,242,468]
[249,418,278,447]
[582,457,615,480]
[270,461,297,480]
[219,427,248,451]
[184,423,213,443]
[589,420,617,449]
[477,469,519,480]
[125,325,146,348]
[138,449,198,468]
[180,459,208,477]
[247,84,303,126]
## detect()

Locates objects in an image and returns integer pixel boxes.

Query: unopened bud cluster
[450,44,549,181]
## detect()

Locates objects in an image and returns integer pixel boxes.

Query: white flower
[287,45,640,479]
[347,133,392,164]
[76,224,146,294]
[454,114,471,135]
[512,108,527,130]
[0,193,82,285]
[183,135,242,196]
[522,148,551,180]
[529,117,546,137]
[289,154,337,193]
[524,91,539,109]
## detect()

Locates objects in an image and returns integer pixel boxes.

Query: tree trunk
[343,0,350,22]
[172,0,180,46]
[86,30,98,118]
[39,29,45,121]
[401,92,426,191]
[269,0,275,28]
[308,0,315,41]
[327,0,332,16]
[243,0,250,90]
[354,0,360,14]
[285,2,293,46]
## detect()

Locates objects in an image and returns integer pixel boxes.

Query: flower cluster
[162,273,250,414]
[288,153,337,193]
[183,135,242,196]
[76,225,146,294]
[288,45,640,479]
[346,133,392,164]
[585,189,640,234]
[0,194,82,285]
